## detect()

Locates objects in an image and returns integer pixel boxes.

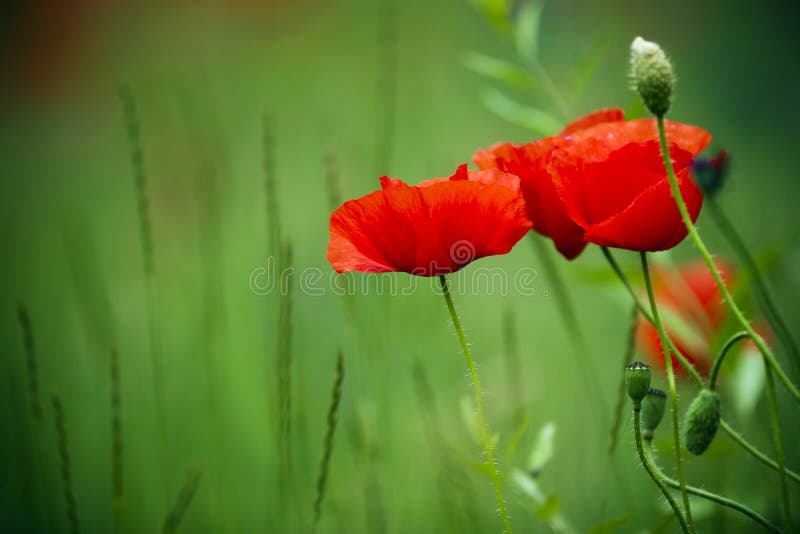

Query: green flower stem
[439,275,512,534]
[602,246,800,487]
[707,197,800,375]
[764,362,792,527]
[655,115,800,403]
[657,115,794,524]
[644,442,781,533]
[709,331,750,390]
[640,252,695,533]
[632,405,690,533]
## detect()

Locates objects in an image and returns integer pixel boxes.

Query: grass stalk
[52,394,80,534]
[111,349,123,532]
[118,85,169,500]
[277,240,294,532]
[312,351,345,532]
[262,113,281,259]
[161,470,202,534]
[17,305,42,421]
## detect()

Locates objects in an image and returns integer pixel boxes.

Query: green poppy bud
[683,389,722,455]
[625,361,652,404]
[630,36,675,117]
[641,388,667,436]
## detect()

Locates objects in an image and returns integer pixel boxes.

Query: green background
[1,0,798,532]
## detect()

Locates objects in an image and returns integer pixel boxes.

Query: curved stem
[644,442,781,533]
[720,420,800,485]
[655,115,800,402]
[633,406,689,533]
[707,197,800,376]
[602,247,800,486]
[709,331,750,390]
[439,275,512,534]
[764,362,792,527]
[640,252,695,532]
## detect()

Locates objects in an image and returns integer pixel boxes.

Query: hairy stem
[645,442,780,532]
[656,116,799,402]
[707,197,800,376]
[633,406,689,533]
[602,247,800,486]
[439,275,512,534]
[640,252,695,532]
[709,331,749,390]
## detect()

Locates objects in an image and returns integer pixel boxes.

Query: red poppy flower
[473,108,625,260]
[550,116,712,251]
[327,164,532,276]
[635,258,735,375]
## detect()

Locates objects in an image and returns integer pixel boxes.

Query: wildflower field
[2,1,799,532]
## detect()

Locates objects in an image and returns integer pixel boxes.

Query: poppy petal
[473,139,587,259]
[327,167,531,276]
[559,108,625,135]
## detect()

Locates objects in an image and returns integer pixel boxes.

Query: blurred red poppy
[327,164,532,276]
[550,116,712,251]
[473,108,625,260]
[635,258,735,375]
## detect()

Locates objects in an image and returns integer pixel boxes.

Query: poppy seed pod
[683,389,722,455]
[641,388,667,434]
[630,37,675,117]
[625,361,652,404]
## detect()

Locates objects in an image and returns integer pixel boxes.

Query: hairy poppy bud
[683,389,722,455]
[641,388,667,438]
[630,36,675,117]
[625,361,652,404]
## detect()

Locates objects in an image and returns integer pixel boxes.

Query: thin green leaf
[527,422,556,473]
[535,494,561,520]
[481,89,561,135]
[469,0,512,33]
[505,414,530,461]
[459,396,481,445]
[462,52,536,90]
[459,397,501,448]
[513,469,577,534]
[514,1,544,63]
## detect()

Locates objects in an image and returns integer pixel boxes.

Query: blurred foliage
[1,0,800,532]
